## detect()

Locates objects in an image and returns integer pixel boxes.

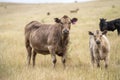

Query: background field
[0,0,120,80]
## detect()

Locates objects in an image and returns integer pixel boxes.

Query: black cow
[99,18,120,35]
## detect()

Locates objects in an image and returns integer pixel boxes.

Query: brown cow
[25,15,78,68]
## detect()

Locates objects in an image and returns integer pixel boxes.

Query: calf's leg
[104,57,109,68]
[90,50,95,67]
[96,59,100,68]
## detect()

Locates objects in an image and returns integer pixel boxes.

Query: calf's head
[54,15,78,36]
[99,18,107,31]
[88,30,107,45]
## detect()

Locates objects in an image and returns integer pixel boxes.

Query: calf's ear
[102,30,107,35]
[54,18,61,23]
[71,18,78,24]
[88,31,94,35]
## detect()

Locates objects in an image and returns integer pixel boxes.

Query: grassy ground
[0,0,120,80]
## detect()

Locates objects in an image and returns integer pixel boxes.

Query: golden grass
[0,0,120,80]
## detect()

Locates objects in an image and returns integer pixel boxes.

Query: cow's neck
[61,34,69,48]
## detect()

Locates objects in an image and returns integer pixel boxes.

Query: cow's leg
[90,50,95,67]
[33,50,37,67]
[104,57,109,68]
[61,54,66,68]
[117,29,120,36]
[96,59,100,68]
[48,46,56,68]
[91,57,95,67]
[52,54,56,68]
[25,40,32,65]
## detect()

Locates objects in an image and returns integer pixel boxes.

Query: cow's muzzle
[96,41,101,44]
[63,29,69,34]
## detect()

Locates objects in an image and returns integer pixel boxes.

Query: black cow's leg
[48,46,57,68]
[118,31,120,36]
[33,50,37,67]
[117,29,120,36]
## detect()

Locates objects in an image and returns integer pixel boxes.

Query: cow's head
[99,18,107,31]
[54,15,78,36]
[88,30,107,45]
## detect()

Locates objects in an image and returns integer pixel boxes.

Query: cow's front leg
[104,56,109,68]
[48,46,57,68]
[90,50,95,67]
[117,29,120,36]
[61,53,66,68]
[51,53,56,68]
[96,59,100,68]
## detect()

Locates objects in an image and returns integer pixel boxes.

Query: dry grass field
[0,0,120,80]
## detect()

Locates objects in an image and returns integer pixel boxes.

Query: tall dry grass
[0,0,120,80]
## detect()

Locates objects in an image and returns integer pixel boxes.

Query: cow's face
[99,18,107,31]
[54,15,77,36]
[88,30,107,45]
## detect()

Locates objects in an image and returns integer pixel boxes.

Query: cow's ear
[100,18,103,20]
[54,18,61,23]
[71,18,78,24]
[104,18,107,21]
[88,31,94,35]
[102,30,107,35]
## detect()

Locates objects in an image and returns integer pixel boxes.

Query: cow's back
[25,21,41,40]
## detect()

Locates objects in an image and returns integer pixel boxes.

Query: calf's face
[54,15,77,35]
[89,30,107,45]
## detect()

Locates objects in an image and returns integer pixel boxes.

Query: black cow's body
[99,18,120,35]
